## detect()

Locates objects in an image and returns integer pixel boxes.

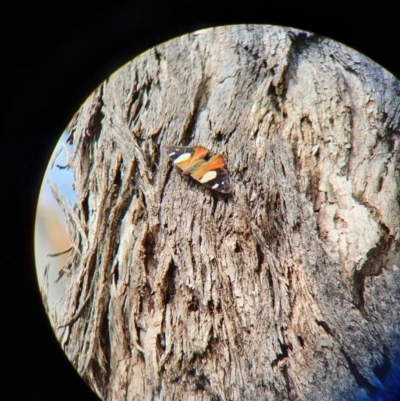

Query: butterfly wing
[166,146,209,172]
[190,155,231,193]
[166,146,231,193]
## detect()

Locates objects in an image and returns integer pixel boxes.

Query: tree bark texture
[48,25,400,401]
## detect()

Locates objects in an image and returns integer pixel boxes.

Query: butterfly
[166,145,231,193]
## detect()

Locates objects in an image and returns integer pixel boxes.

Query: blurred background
[35,132,74,318]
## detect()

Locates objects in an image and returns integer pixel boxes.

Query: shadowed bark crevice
[340,347,377,394]
[373,345,392,386]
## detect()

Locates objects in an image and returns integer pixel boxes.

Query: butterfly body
[166,145,231,193]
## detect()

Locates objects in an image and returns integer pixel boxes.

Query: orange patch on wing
[175,158,191,169]
[205,155,226,169]
[190,147,209,162]
[175,147,209,170]
[191,155,226,180]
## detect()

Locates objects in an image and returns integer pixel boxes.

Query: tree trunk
[47,25,400,401]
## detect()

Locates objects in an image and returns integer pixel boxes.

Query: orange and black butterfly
[166,145,231,193]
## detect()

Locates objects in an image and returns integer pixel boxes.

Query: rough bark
[47,25,400,401]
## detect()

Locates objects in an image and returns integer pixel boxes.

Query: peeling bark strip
[48,25,400,401]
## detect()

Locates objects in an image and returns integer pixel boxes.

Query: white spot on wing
[200,171,217,183]
[174,153,191,163]
[168,151,176,156]
[212,183,219,189]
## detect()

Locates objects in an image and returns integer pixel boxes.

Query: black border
[2,2,400,400]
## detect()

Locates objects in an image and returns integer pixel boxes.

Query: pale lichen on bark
[46,25,400,400]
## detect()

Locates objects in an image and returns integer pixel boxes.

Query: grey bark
[46,25,400,401]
